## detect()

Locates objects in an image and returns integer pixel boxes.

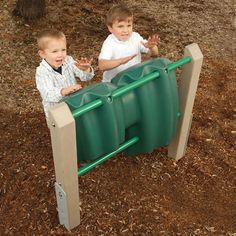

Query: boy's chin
[118,38,128,42]
[118,35,131,42]
[53,65,62,68]
[55,61,64,67]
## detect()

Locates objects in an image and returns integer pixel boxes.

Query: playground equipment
[48,43,203,230]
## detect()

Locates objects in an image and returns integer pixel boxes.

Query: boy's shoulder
[103,34,114,43]
[36,60,51,74]
[64,55,73,62]
[130,32,144,42]
[132,32,142,38]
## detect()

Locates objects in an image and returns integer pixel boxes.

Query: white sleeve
[136,33,150,54]
[98,40,113,60]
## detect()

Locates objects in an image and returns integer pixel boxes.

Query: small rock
[205,226,216,232]
[205,138,212,142]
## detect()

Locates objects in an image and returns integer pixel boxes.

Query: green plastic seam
[112,71,160,99]
[77,136,139,176]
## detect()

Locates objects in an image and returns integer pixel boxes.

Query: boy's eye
[62,49,66,51]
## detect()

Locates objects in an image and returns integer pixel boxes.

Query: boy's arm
[69,56,94,81]
[98,38,137,71]
[141,35,160,57]
[36,70,81,102]
[99,54,137,71]
[36,71,63,103]
[61,84,82,96]
[149,45,159,57]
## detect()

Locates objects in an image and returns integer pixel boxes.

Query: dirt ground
[0,0,235,235]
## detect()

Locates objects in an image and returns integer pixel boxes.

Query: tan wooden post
[48,102,80,230]
[168,43,203,161]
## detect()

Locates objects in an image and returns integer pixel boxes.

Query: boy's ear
[38,49,45,59]
[107,25,113,33]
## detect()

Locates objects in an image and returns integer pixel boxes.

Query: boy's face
[39,38,67,69]
[108,17,133,41]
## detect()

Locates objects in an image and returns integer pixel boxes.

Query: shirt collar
[40,59,64,73]
[53,66,62,74]
[40,59,54,71]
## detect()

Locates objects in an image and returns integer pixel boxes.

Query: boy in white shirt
[36,30,94,121]
[98,4,160,82]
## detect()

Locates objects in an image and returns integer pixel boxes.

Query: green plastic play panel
[63,58,179,161]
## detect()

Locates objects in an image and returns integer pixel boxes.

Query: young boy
[98,5,160,82]
[36,30,94,121]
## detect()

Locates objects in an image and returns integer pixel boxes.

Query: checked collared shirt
[36,55,94,117]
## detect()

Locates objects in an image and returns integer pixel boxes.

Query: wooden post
[168,43,203,161]
[48,102,80,230]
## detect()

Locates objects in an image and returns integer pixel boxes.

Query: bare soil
[0,0,235,235]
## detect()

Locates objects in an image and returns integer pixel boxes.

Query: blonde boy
[36,30,94,120]
[99,5,160,82]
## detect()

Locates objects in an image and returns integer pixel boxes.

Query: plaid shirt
[36,55,94,117]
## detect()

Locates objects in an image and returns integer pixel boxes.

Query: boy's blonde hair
[37,30,66,50]
[106,5,133,27]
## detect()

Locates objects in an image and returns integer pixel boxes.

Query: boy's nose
[123,27,129,32]
[58,51,64,57]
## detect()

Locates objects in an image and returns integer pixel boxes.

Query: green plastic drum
[63,58,179,161]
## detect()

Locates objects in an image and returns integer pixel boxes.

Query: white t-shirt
[99,32,149,82]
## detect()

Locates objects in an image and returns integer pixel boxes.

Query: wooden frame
[48,43,203,230]
[48,103,80,230]
[168,43,203,160]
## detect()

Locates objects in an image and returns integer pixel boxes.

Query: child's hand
[61,84,82,96]
[119,54,137,65]
[71,84,82,93]
[142,35,160,49]
[75,57,93,72]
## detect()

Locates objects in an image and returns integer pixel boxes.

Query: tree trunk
[13,0,46,22]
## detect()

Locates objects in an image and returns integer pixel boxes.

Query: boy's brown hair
[37,30,66,50]
[106,5,133,27]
